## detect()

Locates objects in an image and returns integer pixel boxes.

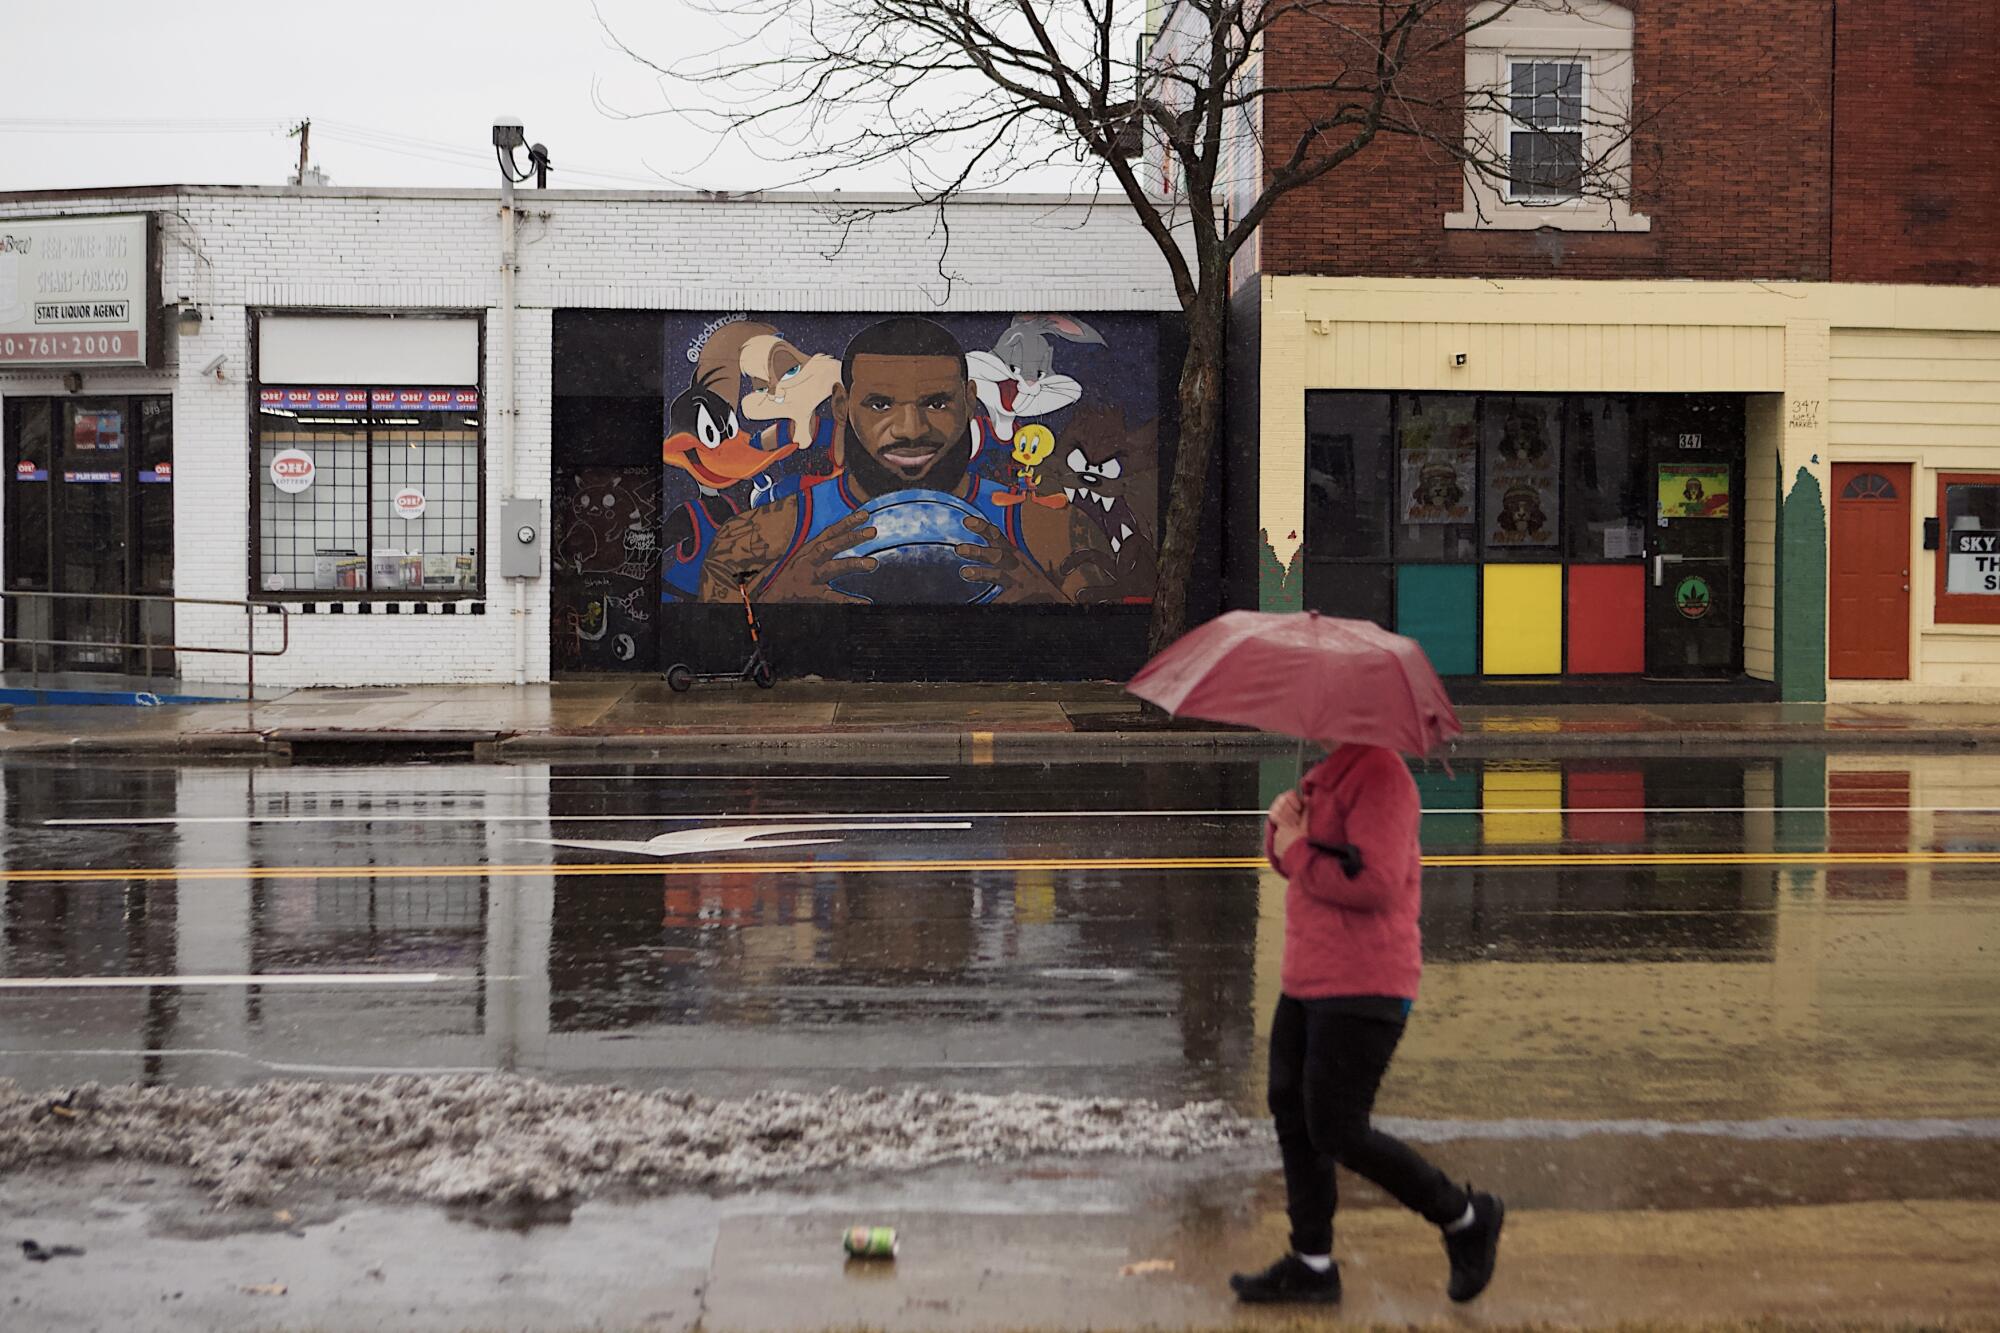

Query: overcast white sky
[0,0,917,194]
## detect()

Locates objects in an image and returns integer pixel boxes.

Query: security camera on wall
[200,353,228,379]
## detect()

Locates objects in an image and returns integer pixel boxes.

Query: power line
[0,116,289,135]
[0,114,690,187]
[316,120,689,187]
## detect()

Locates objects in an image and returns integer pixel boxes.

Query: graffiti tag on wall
[659,312,1163,605]
[554,466,664,670]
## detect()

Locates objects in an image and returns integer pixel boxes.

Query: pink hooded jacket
[1263,743,1424,1001]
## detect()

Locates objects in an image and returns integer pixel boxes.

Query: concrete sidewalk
[5,1158,1996,1331]
[4,679,2000,759]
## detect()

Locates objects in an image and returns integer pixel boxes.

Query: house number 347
[1788,398,1821,428]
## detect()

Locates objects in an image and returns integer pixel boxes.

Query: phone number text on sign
[0,332,136,363]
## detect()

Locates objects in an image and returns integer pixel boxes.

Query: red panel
[1566,565,1646,674]
[1566,769,1646,845]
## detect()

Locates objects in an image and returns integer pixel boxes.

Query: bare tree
[603,0,1652,651]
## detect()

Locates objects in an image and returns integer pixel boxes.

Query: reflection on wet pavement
[2,752,1997,1138]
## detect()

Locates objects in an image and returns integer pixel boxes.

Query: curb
[480,728,1296,763]
[2,726,1996,763]
[1446,728,1997,756]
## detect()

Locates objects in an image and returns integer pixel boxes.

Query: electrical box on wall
[502,497,542,578]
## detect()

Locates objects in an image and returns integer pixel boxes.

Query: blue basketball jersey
[662,495,736,600]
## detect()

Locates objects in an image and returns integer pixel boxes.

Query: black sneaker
[1229,1253,1342,1305]
[1443,1189,1504,1302]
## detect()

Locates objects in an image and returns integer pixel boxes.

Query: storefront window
[1564,396,1645,561]
[1937,474,2000,624]
[137,398,174,595]
[1305,393,1392,559]
[3,397,53,590]
[255,388,481,596]
[1394,394,1478,561]
[1303,390,1745,680]
[1481,395,1562,559]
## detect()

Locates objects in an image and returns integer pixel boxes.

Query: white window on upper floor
[1446,0,1650,232]
[1505,59,1585,200]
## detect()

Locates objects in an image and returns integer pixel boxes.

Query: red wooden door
[1829,464,1912,679]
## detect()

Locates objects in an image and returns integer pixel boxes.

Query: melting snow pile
[1,1076,1257,1206]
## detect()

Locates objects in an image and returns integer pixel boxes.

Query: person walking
[1229,741,1504,1306]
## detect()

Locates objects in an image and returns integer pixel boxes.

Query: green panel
[1778,467,1827,702]
[1414,765,1480,850]
[1259,529,1303,612]
[1397,565,1478,676]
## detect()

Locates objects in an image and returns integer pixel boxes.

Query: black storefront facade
[549,308,1203,682]
[1293,389,1766,701]
[2,394,174,674]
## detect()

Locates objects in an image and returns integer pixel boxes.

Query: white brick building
[0,187,1184,687]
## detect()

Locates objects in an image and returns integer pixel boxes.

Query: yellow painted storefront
[1256,278,2000,701]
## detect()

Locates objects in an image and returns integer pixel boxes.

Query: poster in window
[1657,464,1730,519]
[1398,402,1476,529]
[1484,403,1558,547]
[1401,445,1475,524]
[1946,526,2000,594]
[71,410,124,453]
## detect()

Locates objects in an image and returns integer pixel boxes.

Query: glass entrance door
[1645,399,1742,678]
[55,399,132,671]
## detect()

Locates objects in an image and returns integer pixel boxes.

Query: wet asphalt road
[5,750,2000,1330]
[3,750,1996,1121]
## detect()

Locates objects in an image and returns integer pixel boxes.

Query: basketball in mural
[827,491,1003,605]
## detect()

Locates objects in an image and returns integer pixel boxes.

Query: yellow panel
[1483,765,1563,846]
[1482,565,1563,675]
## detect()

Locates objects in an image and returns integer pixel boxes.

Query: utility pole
[288,119,310,185]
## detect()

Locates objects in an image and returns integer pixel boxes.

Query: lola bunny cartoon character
[966,314,1106,445]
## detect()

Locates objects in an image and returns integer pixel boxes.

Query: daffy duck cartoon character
[660,363,801,601]
[993,423,1070,508]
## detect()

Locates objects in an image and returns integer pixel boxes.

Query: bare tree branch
[600,0,1695,648]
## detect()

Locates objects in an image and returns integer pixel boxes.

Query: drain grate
[268,730,495,765]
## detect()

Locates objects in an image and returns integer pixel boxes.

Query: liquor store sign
[0,214,153,367]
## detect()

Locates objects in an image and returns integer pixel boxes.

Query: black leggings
[1268,995,1468,1256]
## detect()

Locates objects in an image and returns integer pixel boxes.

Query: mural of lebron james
[698,317,1117,605]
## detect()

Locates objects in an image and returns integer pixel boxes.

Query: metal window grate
[255,389,481,596]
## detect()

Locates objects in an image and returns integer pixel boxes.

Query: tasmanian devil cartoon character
[965,315,1105,446]
[660,323,802,601]
[1045,403,1159,601]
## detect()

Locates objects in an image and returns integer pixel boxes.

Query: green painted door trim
[1259,529,1303,612]
[1777,466,1827,703]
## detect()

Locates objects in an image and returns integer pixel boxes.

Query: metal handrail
[0,590,289,701]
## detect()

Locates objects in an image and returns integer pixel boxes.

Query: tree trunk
[1148,282,1228,656]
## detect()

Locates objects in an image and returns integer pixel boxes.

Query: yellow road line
[2,848,1999,885]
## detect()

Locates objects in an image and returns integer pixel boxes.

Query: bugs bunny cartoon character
[966,315,1106,446]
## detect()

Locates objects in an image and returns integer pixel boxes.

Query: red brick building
[1206,0,2000,703]
[1833,2,2000,285]
[1240,0,2000,283]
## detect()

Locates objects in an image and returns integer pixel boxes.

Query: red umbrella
[1127,610,1461,758]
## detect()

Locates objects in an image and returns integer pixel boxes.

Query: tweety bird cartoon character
[997,423,1067,508]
